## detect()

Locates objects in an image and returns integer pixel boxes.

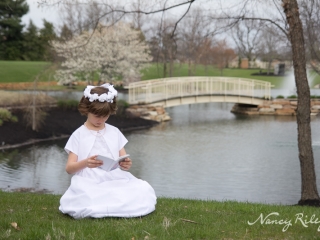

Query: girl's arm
[65,152,102,174]
[119,148,132,170]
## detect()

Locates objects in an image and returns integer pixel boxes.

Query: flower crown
[83,83,117,103]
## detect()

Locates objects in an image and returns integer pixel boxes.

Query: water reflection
[124,103,320,205]
[0,142,71,193]
[1,101,320,205]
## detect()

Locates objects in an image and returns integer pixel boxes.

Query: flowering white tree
[51,22,151,85]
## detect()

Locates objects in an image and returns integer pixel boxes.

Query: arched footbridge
[127,77,271,107]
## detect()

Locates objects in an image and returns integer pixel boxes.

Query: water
[279,70,320,97]
[124,103,320,205]
[1,99,320,205]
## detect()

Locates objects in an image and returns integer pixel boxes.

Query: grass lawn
[0,61,55,83]
[1,61,320,90]
[1,191,320,239]
[141,63,286,85]
[140,63,320,89]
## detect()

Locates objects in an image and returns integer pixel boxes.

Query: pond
[1,97,320,205]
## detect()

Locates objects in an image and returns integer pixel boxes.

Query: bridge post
[251,79,254,101]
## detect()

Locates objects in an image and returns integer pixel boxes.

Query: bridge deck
[127,77,271,107]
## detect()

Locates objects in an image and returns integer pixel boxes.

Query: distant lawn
[142,63,281,80]
[0,61,56,83]
[1,61,320,89]
[141,63,286,88]
[142,63,250,79]
[141,63,320,89]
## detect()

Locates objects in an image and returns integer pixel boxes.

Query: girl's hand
[86,155,103,169]
[119,157,132,171]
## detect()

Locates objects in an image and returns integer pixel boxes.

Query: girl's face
[86,113,109,129]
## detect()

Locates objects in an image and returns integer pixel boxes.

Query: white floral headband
[83,83,118,103]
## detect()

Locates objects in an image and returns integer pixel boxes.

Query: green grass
[142,63,320,88]
[0,61,55,83]
[142,63,282,81]
[1,191,320,239]
[1,61,320,90]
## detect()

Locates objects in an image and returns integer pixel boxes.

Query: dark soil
[0,108,158,149]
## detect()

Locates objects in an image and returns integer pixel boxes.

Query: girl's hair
[78,86,117,117]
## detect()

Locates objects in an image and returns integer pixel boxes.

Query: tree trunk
[163,62,167,78]
[32,92,36,131]
[282,0,320,206]
[169,59,174,77]
[188,59,192,76]
[267,60,272,75]
[32,80,37,131]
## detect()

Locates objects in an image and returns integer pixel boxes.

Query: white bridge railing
[127,76,271,105]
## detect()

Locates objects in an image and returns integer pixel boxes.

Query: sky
[21,0,205,29]
[22,0,61,28]
[20,0,261,30]
[21,0,205,31]
[21,0,224,29]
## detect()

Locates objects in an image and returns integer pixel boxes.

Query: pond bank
[231,99,320,116]
[0,108,158,150]
[126,104,171,122]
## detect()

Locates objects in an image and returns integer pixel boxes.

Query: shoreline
[0,124,157,151]
[0,107,159,150]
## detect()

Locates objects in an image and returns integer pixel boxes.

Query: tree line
[0,0,56,61]
[2,0,320,79]
[32,1,320,78]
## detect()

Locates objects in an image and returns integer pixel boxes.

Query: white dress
[59,123,157,219]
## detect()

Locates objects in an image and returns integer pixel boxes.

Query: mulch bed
[0,108,158,149]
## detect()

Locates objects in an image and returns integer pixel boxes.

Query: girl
[59,83,157,219]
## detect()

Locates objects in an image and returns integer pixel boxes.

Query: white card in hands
[96,154,130,171]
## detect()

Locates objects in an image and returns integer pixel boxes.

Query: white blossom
[51,22,151,85]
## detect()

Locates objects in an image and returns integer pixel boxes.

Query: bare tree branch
[170,0,195,38]
[211,16,289,39]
